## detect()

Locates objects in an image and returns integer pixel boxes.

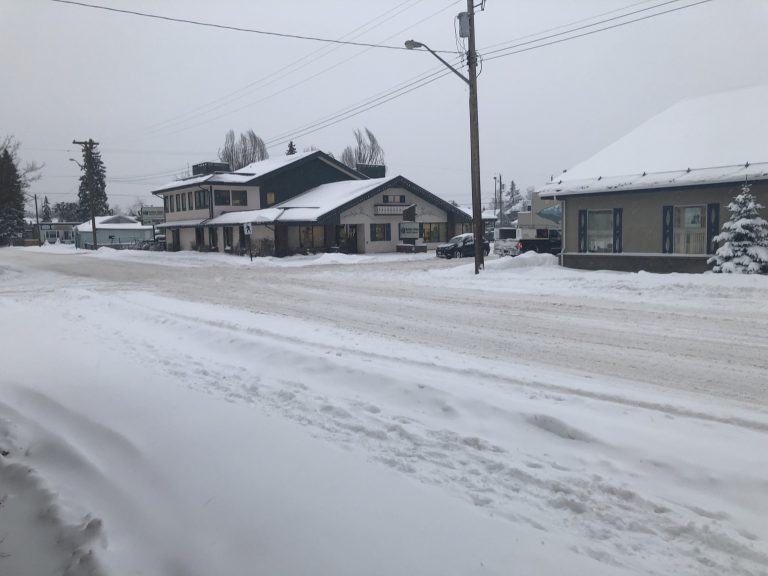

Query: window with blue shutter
[662,205,674,254]
[577,210,587,253]
[613,208,623,253]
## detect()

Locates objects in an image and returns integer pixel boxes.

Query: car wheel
[456,249,463,258]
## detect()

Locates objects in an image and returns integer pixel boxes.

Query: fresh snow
[1,247,767,576]
[556,84,768,180]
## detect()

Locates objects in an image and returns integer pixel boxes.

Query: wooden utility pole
[72,139,99,250]
[467,0,484,274]
[33,194,41,247]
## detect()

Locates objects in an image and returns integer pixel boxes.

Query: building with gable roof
[152,151,472,256]
[539,85,768,272]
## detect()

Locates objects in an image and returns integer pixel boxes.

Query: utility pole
[33,194,41,247]
[467,0,484,274]
[72,139,99,250]
[498,173,504,226]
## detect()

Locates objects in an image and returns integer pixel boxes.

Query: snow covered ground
[1,246,767,576]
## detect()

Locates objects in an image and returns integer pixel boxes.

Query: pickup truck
[494,229,561,257]
[436,233,490,259]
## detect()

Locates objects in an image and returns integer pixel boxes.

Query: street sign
[244,223,252,236]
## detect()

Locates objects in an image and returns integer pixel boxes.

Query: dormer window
[382,194,406,204]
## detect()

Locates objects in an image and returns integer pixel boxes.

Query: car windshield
[448,235,470,244]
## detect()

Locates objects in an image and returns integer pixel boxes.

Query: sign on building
[244,223,252,236]
[399,221,420,239]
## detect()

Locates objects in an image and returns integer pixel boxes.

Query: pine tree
[708,182,768,274]
[286,141,297,155]
[41,195,52,222]
[75,140,109,222]
[0,149,25,245]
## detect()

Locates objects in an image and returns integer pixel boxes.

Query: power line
[483,0,711,59]
[74,0,713,186]
[123,0,465,140]
[48,0,455,53]
[110,0,430,140]
[262,0,714,150]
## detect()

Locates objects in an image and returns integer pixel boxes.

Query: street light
[69,156,98,250]
[405,5,484,274]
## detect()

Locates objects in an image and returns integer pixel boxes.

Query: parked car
[436,233,490,259]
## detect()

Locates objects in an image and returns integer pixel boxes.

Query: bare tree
[218,129,269,171]
[340,128,385,169]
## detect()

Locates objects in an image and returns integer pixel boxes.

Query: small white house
[74,215,154,249]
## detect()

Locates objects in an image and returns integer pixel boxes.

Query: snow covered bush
[709,182,768,274]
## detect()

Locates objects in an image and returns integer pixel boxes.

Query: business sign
[141,206,165,226]
[399,221,420,239]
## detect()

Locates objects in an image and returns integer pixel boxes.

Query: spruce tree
[0,149,25,245]
[286,141,297,155]
[41,195,52,222]
[709,182,768,274]
[75,140,109,222]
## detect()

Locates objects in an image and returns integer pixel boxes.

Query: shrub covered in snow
[709,182,768,274]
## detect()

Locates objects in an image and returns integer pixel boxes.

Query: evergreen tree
[53,201,80,222]
[75,139,109,222]
[286,141,297,155]
[41,195,52,222]
[0,149,25,245]
[708,182,768,274]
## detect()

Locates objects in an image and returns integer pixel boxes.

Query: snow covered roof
[274,179,389,222]
[233,151,316,175]
[206,208,284,226]
[151,151,365,195]
[540,85,768,198]
[75,215,152,233]
[155,219,206,229]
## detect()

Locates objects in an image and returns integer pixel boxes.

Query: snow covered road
[1,247,767,575]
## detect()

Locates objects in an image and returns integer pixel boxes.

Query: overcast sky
[2,0,767,211]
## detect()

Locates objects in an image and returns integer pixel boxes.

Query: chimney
[355,164,386,179]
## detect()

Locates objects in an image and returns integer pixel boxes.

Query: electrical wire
[110,0,431,141]
[48,0,455,52]
[483,0,713,61]
[260,0,714,150]
[129,0,466,140]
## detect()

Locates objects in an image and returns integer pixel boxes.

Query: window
[188,191,193,210]
[181,193,186,211]
[266,192,276,206]
[164,196,169,213]
[232,190,247,206]
[458,223,472,234]
[536,228,549,239]
[370,223,391,241]
[195,190,210,209]
[420,223,446,243]
[175,194,181,212]
[300,226,325,249]
[587,210,613,253]
[169,195,174,213]
[674,205,706,254]
[383,194,406,204]
[214,189,231,206]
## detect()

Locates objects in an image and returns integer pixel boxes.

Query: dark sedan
[436,233,490,259]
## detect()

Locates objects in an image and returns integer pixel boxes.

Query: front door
[335,225,358,254]
[171,229,181,252]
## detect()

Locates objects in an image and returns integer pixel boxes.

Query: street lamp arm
[404,40,470,86]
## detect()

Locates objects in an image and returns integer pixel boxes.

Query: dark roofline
[316,175,472,224]
[151,151,367,197]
